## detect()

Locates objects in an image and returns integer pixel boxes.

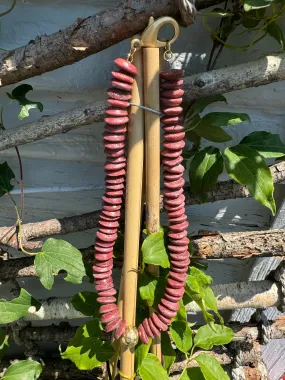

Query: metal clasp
[140,16,179,48]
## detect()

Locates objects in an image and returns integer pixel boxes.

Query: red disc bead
[115,320,126,339]
[160,69,184,80]
[105,107,128,117]
[161,89,184,99]
[148,318,160,337]
[160,79,183,89]
[164,177,185,190]
[161,149,182,158]
[163,124,184,132]
[99,304,118,314]
[105,116,129,125]
[164,172,182,181]
[162,156,183,167]
[105,161,126,170]
[162,106,183,116]
[101,310,120,324]
[138,325,149,344]
[107,98,130,108]
[143,318,154,339]
[172,266,189,273]
[161,116,182,125]
[104,148,126,157]
[163,164,184,174]
[93,270,112,280]
[105,317,122,333]
[104,124,127,133]
[114,58,138,76]
[164,132,185,142]
[112,71,135,84]
[169,220,189,231]
[165,286,185,298]
[161,97,183,107]
[112,80,133,92]
[107,88,132,101]
[157,304,177,319]
[161,298,180,311]
[152,313,168,331]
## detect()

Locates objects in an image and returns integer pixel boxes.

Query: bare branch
[0,0,222,87]
[0,53,285,152]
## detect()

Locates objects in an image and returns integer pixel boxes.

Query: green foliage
[190,146,224,202]
[185,95,227,121]
[267,21,285,49]
[139,272,167,308]
[194,354,230,380]
[244,0,279,12]
[139,354,169,380]
[7,84,43,120]
[0,161,15,197]
[224,145,276,214]
[0,289,41,324]
[194,122,232,143]
[2,360,42,380]
[60,319,113,370]
[34,238,86,290]
[72,291,100,317]
[193,324,234,350]
[240,131,285,158]
[170,321,193,353]
[135,339,152,371]
[0,328,9,360]
[179,367,205,380]
[141,230,170,268]
[161,331,176,374]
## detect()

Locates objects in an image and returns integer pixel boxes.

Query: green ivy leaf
[186,95,227,120]
[72,292,99,317]
[267,22,285,50]
[179,367,205,380]
[190,147,224,202]
[135,339,152,371]
[203,287,224,325]
[34,238,86,290]
[7,84,43,120]
[141,231,170,268]
[224,145,276,214]
[194,324,234,350]
[169,321,193,353]
[244,0,278,11]
[0,161,15,197]
[240,131,285,158]
[241,9,265,28]
[189,267,212,287]
[0,289,41,324]
[139,353,169,380]
[139,272,167,308]
[161,331,176,374]
[60,319,113,370]
[201,112,250,127]
[194,123,232,143]
[195,353,230,380]
[0,328,9,360]
[2,360,42,380]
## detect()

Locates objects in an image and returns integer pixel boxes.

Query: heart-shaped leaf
[0,161,15,197]
[34,238,86,290]
[179,367,205,380]
[190,146,224,202]
[224,145,276,214]
[195,353,230,380]
[61,319,113,370]
[194,324,234,350]
[135,339,152,371]
[161,331,176,374]
[0,289,41,324]
[72,292,99,317]
[267,21,285,50]
[2,360,42,380]
[195,123,232,143]
[240,131,285,158]
[139,353,169,380]
[139,272,167,308]
[201,112,250,127]
[170,321,193,353]
[141,231,170,268]
[7,84,43,120]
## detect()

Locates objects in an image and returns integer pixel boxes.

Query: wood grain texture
[0,0,222,87]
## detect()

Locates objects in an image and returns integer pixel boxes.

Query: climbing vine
[0,0,284,379]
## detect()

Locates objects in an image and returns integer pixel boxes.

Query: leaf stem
[13,202,37,256]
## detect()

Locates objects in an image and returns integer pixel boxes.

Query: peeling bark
[0,0,222,87]
[0,53,285,151]
[191,228,285,259]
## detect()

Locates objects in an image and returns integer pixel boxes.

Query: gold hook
[140,16,179,48]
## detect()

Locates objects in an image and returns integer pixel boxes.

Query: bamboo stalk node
[122,327,139,348]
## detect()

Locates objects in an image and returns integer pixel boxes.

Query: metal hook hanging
[140,16,179,48]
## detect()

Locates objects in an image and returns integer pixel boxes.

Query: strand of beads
[138,69,190,344]
[93,58,138,339]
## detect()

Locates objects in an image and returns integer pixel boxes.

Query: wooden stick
[143,45,162,361]
[120,45,145,380]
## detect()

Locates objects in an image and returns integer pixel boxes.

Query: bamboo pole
[143,44,162,361]
[120,44,145,380]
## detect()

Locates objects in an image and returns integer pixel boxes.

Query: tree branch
[0,53,285,152]
[0,161,284,253]
[0,0,222,87]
